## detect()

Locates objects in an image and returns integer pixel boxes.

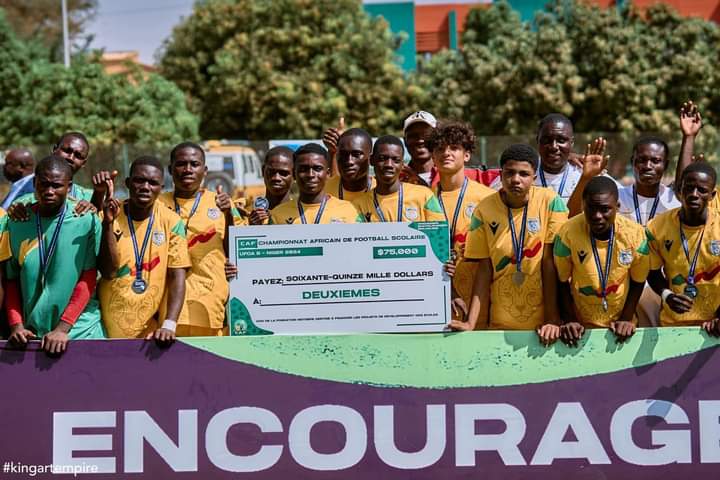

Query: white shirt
[618,183,680,226]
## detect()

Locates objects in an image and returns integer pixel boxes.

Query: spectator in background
[1,148,35,209]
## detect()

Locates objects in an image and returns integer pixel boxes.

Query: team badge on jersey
[711,240,720,256]
[207,208,221,220]
[618,249,633,266]
[527,218,541,234]
[405,206,419,221]
[465,203,476,218]
[152,231,166,246]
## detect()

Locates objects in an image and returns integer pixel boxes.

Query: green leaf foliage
[0,8,198,149]
[159,0,422,139]
[415,0,720,159]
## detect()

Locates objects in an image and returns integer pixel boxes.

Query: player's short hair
[537,113,573,135]
[53,131,89,151]
[426,121,476,154]
[582,176,619,201]
[35,155,73,180]
[372,135,405,156]
[170,142,205,164]
[264,146,294,166]
[631,136,670,166]
[130,155,164,177]
[499,144,538,171]
[293,143,329,165]
[681,161,717,188]
[338,128,372,149]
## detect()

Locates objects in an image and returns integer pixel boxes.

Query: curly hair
[426,121,476,154]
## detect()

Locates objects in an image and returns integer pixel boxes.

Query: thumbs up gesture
[215,183,232,213]
[322,116,346,156]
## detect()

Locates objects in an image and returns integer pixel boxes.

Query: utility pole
[61,0,70,67]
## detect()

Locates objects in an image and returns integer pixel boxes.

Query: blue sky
[87,0,195,64]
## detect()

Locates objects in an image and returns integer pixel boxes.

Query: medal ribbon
[679,220,705,286]
[590,226,615,306]
[437,177,468,248]
[126,204,155,285]
[297,195,328,224]
[373,184,403,222]
[507,203,528,275]
[632,185,660,225]
[35,203,68,287]
[538,164,569,197]
[174,190,203,231]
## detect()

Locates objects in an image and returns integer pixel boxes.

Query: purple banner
[1,330,719,478]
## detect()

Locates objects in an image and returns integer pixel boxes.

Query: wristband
[661,289,673,303]
[161,319,177,332]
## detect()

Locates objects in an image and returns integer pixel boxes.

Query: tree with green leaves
[0,0,97,59]
[159,0,421,139]
[0,9,199,150]
[416,0,720,164]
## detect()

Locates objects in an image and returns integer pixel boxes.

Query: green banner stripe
[181,327,719,389]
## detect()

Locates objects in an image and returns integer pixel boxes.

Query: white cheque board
[228,222,451,335]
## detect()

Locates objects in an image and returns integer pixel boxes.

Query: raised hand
[7,202,30,222]
[74,199,97,216]
[579,137,610,179]
[321,116,346,156]
[680,101,702,138]
[215,184,232,213]
[102,180,120,223]
[92,170,118,198]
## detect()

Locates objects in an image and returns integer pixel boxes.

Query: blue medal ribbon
[679,218,705,288]
[126,203,155,287]
[174,190,203,232]
[538,164,569,197]
[437,177,468,248]
[507,203,528,275]
[35,203,68,287]
[632,185,660,225]
[297,195,329,224]
[590,225,615,310]
[373,184,404,222]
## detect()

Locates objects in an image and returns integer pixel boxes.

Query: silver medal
[601,298,608,312]
[254,196,270,210]
[132,278,147,294]
[512,270,525,285]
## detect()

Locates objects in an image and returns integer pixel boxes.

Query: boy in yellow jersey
[353,135,446,223]
[154,142,245,336]
[554,177,650,345]
[269,143,363,225]
[427,122,493,315]
[457,144,568,343]
[647,162,720,334]
[248,146,295,225]
[323,128,376,202]
[98,156,190,344]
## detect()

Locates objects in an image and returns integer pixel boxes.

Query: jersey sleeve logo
[577,250,587,263]
[489,221,500,235]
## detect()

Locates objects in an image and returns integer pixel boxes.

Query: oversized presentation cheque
[228,221,451,335]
